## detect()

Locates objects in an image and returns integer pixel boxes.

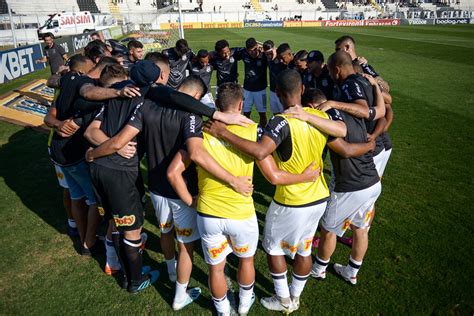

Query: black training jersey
[353,58,379,78]
[92,92,145,171]
[329,111,379,193]
[127,99,202,198]
[210,48,244,86]
[240,50,268,92]
[122,55,137,73]
[264,108,343,162]
[45,43,66,74]
[189,61,213,91]
[303,66,335,100]
[268,58,288,92]
[49,72,95,166]
[163,48,194,89]
[352,75,384,156]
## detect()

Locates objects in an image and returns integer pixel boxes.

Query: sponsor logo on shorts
[280,240,298,253]
[175,226,193,237]
[160,221,173,229]
[303,238,312,251]
[97,206,105,216]
[114,215,136,226]
[233,243,249,254]
[56,172,64,180]
[365,210,373,223]
[342,218,351,231]
[208,240,229,259]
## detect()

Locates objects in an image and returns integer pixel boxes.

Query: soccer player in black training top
[310,51,385,285]
[263,40,284,115]
[303,50,335,100]
[122,40,144,72]
[163,39,194,89]
[189,49,215,107]
[36,33,68,74]
[209,39,243,90]
[240,37,268,127]
[85,64,159,293]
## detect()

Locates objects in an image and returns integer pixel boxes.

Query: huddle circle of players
[45,34,393,315]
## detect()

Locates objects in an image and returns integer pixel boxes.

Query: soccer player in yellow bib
[205,69,347,313]
[168,82,321,316]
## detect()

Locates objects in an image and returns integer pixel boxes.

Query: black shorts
[90,163,144,232]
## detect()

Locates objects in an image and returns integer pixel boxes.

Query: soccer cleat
[172,287,202,311]
[333,263,357,285]
[104,263,121,276]
[261,295,293,314]
[290,296,300,312]
[310,267,326,280]
[121,266,152,290]
[337,236,353,247]
[140,232,148,251]
[127,270,160,294]
[238,292,255,316]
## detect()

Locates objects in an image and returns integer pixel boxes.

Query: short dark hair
[335,35,355,46]
[99,64,127,87]
[127,40,143,50]
[263,40,274,51]
[197,49,209,58]
[145,52,169,66]
[215,40,229,52]
[43,32,54,40]
[180,75,208,98]
[276,43,291,56]
[216,82,243,112]
[67,54,90,72]
[90,32,100,38]
[84,39,108,62]
[276,69,302,96]
[294,49,308,61]
[175,39,189,55]
[302,88,327,107]
[245,37,257,49]
[327,51,353,70]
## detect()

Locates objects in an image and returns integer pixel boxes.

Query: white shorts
[269,91,284,114]
[379,148,392,177]
[373,149,386,178]
[321,181,382,237]
[54,165,69,189]
[263,201,327,259]
[200,92,215,108]
[150,193,200,243]
[197,214,259,265]
[243,89,267,113]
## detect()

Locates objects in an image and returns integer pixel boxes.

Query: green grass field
[1,25,473,314]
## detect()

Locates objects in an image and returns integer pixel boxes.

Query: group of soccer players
[45,33,393,315]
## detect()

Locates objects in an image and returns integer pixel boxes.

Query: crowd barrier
[400,18,471,25]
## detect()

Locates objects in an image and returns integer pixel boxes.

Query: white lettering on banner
[0,47,35,84]
[74,36,91,51]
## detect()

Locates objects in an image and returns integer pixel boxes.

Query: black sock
[112,231,129,284]
[123,237,143,285]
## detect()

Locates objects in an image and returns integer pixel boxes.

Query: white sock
[270,271,290,299]
[239,282,254,302]
[166,258,177,274]
[174,281,188,302]
[105,238,120,269]
[313,255,330,273]
[68,219,77,228]
[212,294,230,314]
[347,256,363,277]
[289,272,310,298]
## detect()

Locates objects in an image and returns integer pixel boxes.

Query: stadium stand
[0,0,8,14]
[6,0,80,14]
[320,0,338,10]
[77,0,101,13]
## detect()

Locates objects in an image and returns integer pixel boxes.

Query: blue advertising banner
[0,44,46,84]
[244,21,284,28]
